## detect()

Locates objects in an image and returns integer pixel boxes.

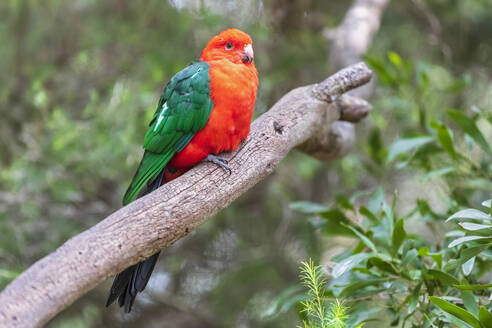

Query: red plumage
[166,29,258,179]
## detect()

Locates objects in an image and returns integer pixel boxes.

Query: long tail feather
[106,169,165,312]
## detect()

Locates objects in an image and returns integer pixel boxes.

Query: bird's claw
[205,154,232,175]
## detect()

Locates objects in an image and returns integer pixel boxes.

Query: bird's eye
[225,42,234,50]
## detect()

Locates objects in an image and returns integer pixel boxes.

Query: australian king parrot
[106,28,258,312]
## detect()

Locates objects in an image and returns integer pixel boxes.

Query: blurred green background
[0,0,491,327]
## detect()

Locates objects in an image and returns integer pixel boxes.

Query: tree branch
[328,0,390,70]
[0,63,372,327]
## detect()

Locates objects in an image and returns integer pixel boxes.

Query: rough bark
[0,63,372,327]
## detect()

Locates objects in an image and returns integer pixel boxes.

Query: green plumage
[122,61,214,205]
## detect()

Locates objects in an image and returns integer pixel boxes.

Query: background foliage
[0,0,491,327]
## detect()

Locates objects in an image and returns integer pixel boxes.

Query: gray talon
[205,154,232,174]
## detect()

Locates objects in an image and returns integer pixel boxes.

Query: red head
[200,29,255,65]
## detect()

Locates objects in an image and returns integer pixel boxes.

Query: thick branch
[328,0,390,70]
[0,63,372,327]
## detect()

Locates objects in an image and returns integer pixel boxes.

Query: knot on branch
[297,95,371,160]
[311,62,372,103]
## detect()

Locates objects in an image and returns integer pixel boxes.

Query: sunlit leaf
[459,222,492,231]
[448,236,490,248]
[388,51,402,67]
[446,209,491,222]
[429,296,481,328]
[462,256,475,276]
[454,284,492,290]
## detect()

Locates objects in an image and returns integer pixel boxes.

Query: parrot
[105,28,258,313]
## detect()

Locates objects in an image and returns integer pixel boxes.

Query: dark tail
[105,252,160,312]
[106,169,165,313]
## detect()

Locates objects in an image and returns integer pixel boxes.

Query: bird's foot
[205,154,232,174]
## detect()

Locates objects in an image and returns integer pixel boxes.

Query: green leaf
[448,236,491,248]
[429,296,481,328]
[359,206,379,225]
[462,256,475,276]
[335,195,355,211]
[427,269,460,285]
[422,167,455,180]
[290,201,329,214]
[368,186,385,213]
[445,245,489,271]
[388,137,434,162]
[0,268,19,280]
[262,285,304,318]
[388,51,402,67]
[444,74,471,93]
[408,283,422,314]
[392,218,407,255]
[431,121,457,160]
[367,128,388,165]
[338,278,390,298]
[447,109,492,156]
[368,257,398,275]
[332,253,373,278]
[320,209,353,236]
[483,200,492,216]
[431,253,443,269]
[418,247,429,256]
[416,247,442,268]
[365,56,394,86]
[460,282,479,316]
[455,284,492,290]
[459,222,492,231]
[479,306,492,328]
[446,209,491,222]
[401,249,418,267]
[342,224,378,254]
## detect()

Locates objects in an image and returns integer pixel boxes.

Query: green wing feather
[123,61,214,205]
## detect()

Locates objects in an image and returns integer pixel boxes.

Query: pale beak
[242,44,254,64]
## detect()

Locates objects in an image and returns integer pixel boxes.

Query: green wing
[123,61,214,205]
